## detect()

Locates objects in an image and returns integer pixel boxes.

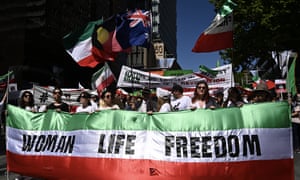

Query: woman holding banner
[19,90,37,112]
[76,91,94,113]
[47,87,70,112]
[191,81,219,109]
[98,89,120,110]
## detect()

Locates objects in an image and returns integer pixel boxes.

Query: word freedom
[97,133,262,158]
[21,133,262,158]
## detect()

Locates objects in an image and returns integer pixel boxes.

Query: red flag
[192,0,236,52]
[192,13,233,52]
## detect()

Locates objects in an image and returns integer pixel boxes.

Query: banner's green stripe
[7,102,290,131]
[63,19,103,49]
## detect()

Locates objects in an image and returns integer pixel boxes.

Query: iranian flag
[91,63,115,93]
[63,19,115,68]
[192,0,237,52]
[0,71,14,90]
[6,102,294,179]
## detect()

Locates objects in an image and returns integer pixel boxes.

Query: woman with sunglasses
[191,80,219,109]
[47,87,70,112]
[16,92,38,180]
[98,89,120,110]
[19,90,37,112]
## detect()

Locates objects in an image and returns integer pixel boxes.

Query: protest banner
[117,65,205,89]
[117,64,233,97]
[32,85,88,106]
[118,64,233,89]
[6,102,293,179]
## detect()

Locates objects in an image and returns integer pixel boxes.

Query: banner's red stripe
[7,151,294,180]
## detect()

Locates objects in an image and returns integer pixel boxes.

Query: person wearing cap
[215,91,224,107]
[47,87,69,112]
[191,80,219,109]
[138,88,157,113]
[248,81,273,103]
[76,91,94,113]
[170,84,192,111]
[90,91,99,111]
[222,87,245,108]
[158,94,172,113]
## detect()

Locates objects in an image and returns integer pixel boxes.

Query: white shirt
[138,100,147,112]
[159,103,171,112]
[98,104,120,110]
[90,100,98,112]
[76,105,94,113]
[171,96,192,111]
[191,100,206,109]
[24,105,38,112]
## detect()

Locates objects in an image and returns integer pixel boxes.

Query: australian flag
[116,9,151,49]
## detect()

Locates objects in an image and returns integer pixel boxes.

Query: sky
[176,0,220,72]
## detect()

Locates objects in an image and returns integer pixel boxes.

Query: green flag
[287,54,297,96]
[219,0,237,17]
[199,65,218,77]
[163,70,193,76]
[0,71,13,82]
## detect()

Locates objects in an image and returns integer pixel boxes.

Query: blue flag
[116,9,151,49]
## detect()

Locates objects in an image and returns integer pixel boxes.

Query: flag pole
[147,9,153,89]
[6,70,11,104]
[231,9,234,88]
[105,63,108,91]
[130,52,135,93]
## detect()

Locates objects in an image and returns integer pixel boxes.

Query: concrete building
[0,0,179,88]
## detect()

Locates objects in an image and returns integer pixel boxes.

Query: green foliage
[209,0,300,75]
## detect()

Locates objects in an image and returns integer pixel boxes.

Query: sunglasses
[53,91,62,95]
[24,94,32,98]
[105,95,112,98]
[197,86,206,90]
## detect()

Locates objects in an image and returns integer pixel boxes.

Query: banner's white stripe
[7,127,292,163]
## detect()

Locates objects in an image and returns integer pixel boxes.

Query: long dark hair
[101,89,114,100]
[192,80,209,103]
[223,87,244,107]
[19,90,34,109]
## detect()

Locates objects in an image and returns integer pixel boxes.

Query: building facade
[0,0,178,88]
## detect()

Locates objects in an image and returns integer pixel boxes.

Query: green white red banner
[6,102,294,179]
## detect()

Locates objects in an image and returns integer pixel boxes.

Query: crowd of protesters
[1,79,300,155]
[2,80,280,114]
